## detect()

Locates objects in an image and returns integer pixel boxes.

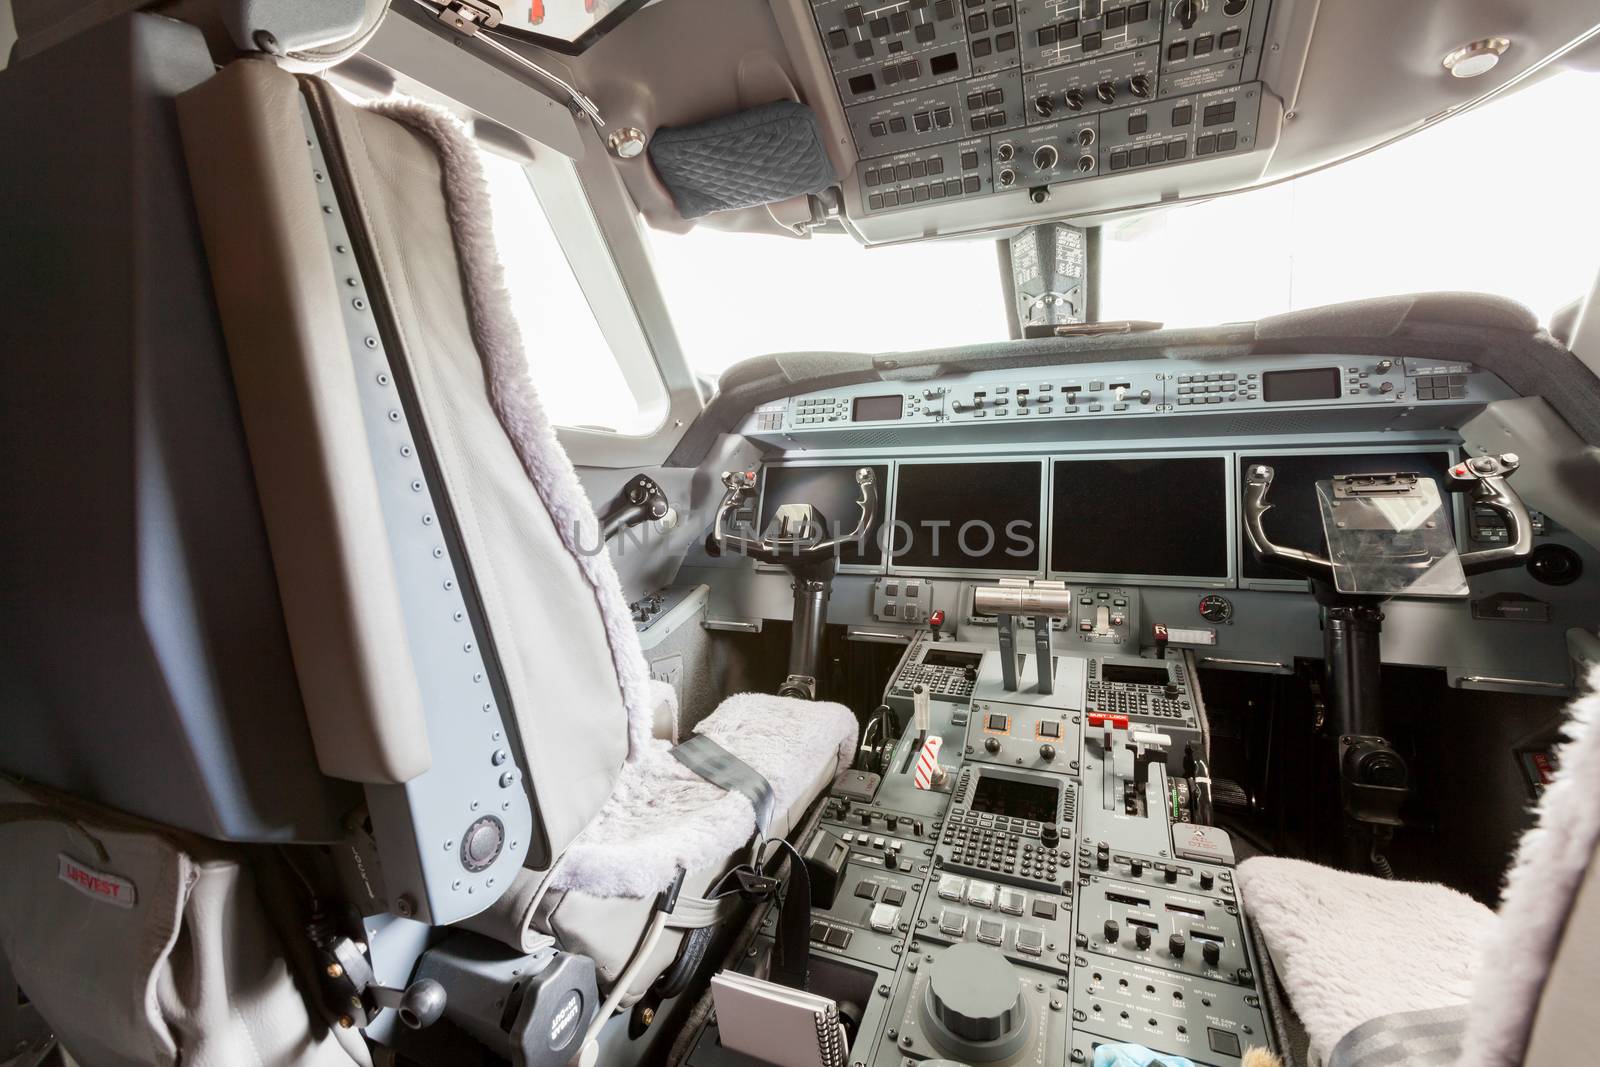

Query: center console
[683,617,1275,1067]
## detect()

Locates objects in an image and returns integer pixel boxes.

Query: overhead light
[608,127,648,158]
[1442,37,1511,78]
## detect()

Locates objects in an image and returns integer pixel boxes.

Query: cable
[1369,827,1396,880]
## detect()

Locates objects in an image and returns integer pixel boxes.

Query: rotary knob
[1064,87,1085,111]
[923,944,1029,1051]
[1203,940,1222,967]
[995,142,1016,163]
[1034,144,1059,171]
[460,815,505,873]
[1096,80,1116,104]
[1034,93,1056,117]
[984,736,1002,754]
[1200,871,1215,890]
[1039,743,1057,762]
[1103,919,1120,945]
[997,168,1017,188]
[1170,933,1187,958]
[1130,73,1153,98]
[1135,926,1152,950]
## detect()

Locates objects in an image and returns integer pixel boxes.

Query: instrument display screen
[759,464,891,566]
[924,648,983,670]
[1262,367,1342,402]
[892,461,1043,571]
[852,395,904,422]
[971,773,1060,824]
[1239,451,1455,580]
[1102,662,1171,687]
[1050,457,1229,579]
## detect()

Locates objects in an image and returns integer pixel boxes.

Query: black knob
[913,820,925,835]
[1169,933,1187,959]
[1041,825,1060,848]
[884,852,898,871]
[1130,74,1152,98]
[1103,919,1120,945]
[1076,154,1095,173]
[1095,80,1115,104]
[1040,743,1056,762]
[995,142,1016,162]
[1200,871,1214,890]
[997,168,1016,188]
[1176,0,1200,29]
[1165,867,1179,885]
[984,737,1002,754]
[1203,940,1221,967]
[1130,859,1144,877]
[963,666,979,682]
[1135,926,1152,950]
[1164,684,1180,698]
[1034,93,1056,117]
[924,944,1027,1044]
[1033,144,1059,171]
[1224,0,1247,14]
[859,810,873,827]
[886,815,899,831]
[1096,846,1109,871]
[1064,87,1085,111]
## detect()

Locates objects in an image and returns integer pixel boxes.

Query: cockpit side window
[481,148,669,434]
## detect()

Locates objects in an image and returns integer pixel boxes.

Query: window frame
[355,14,704,467]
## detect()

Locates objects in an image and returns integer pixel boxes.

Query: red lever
[1088,713,1129,730]
[930,609,946,628]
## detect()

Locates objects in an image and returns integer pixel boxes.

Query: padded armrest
[177,61,430,785]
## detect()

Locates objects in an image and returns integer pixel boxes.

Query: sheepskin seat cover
[549,693,859,898]
[1235,857,1494,1063]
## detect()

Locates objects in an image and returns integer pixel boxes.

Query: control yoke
[1243,453,1533,580]
[711,467,879,564]
[1241,453,1533,874]
[710,468,879,699]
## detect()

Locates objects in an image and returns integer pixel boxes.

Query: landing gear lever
[709,467,879,699]
[1242,455,1533,872]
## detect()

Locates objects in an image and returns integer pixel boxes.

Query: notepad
[710,971,849,1067]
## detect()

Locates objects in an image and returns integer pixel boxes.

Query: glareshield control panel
[746,356,1513,441]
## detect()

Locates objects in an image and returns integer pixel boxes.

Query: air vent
[1220,412,1326,436]
[821,428,910,448]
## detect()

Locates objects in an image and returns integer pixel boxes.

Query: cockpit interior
[3,2,1600,1066]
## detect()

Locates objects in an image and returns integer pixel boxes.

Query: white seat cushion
[1236,856,1495,1064]
[547,693,858,900]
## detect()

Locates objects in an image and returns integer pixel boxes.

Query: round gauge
[1198,594,1234,624]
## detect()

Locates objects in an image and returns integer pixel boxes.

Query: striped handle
[912,735,944,789]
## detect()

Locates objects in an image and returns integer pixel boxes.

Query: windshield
[645,69,1599,382]
[1099,69,1600,327]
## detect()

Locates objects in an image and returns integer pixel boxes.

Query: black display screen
[891,462,1042,571]
[1262,367,1342,403]
[852,395,904,422]
[1050,457,1229,578]
[758,464,891,566]
[1102,662,1171,687]
[924,648,983,670]
[971,774,1060,823]
[1240,451,1455,580]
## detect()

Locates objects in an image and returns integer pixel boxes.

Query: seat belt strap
[1327,1003,1469,1067]
[671,733,776,837]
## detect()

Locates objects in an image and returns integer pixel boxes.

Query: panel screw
[338,1015,354,1030]
[325,963,344,979]
[395,895,415,918]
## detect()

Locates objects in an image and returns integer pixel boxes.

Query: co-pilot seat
[0,18,856,1066]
